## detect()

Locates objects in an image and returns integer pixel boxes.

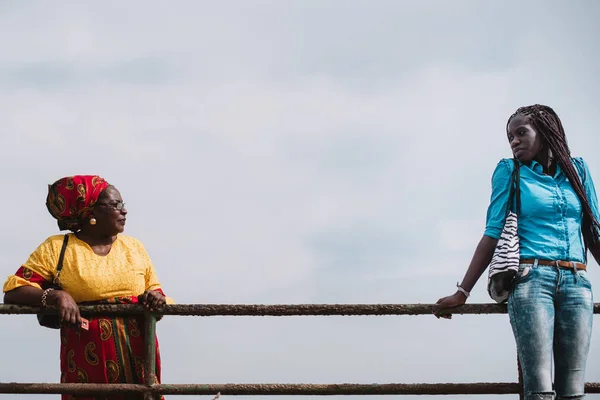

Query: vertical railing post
[144,312,157,399]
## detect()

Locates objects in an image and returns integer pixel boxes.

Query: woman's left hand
[138,290,166,311]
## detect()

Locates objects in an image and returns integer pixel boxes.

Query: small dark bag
[37,234,69,329]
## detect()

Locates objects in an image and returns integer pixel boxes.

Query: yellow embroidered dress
[3,234,171,400]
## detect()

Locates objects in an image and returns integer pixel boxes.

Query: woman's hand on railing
[138,290,166,312]
[48,290,82,328]
[433,291,467,319]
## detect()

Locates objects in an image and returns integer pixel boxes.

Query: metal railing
[1,303,600,398]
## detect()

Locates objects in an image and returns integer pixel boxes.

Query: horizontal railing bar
[0,382,517,395]
[0,383,147,395]
[1,382,599,395]
[156,383,520,395]
[2,303,505,316]
[2,303,600,316]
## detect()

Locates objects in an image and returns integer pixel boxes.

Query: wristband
[456,283,470,298]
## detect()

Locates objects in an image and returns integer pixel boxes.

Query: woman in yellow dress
[3,175,172,400]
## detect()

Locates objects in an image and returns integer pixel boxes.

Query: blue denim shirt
[484,157,600,263]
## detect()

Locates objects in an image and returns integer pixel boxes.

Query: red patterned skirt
[60,297,163,400]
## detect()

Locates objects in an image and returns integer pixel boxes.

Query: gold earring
[89,218,97,225]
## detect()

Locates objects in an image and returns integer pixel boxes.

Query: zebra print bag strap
[504,158,520,219]
[513,158,521,216]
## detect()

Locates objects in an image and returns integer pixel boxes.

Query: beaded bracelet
[41,288,55,309]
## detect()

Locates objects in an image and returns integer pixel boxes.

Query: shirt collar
[518,158,562,177]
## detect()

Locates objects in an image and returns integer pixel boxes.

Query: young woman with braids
[433,104,600,400]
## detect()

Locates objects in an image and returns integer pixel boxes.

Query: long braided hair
[507,104,600,249]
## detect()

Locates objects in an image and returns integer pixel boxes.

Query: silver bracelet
[41,288,55,309]
[456,283,470,298]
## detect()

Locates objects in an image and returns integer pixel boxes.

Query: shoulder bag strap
[53,234,69,286]
[504,159,520,219]
[514,158,521,216]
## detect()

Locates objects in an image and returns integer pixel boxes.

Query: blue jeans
[508,262,594,400]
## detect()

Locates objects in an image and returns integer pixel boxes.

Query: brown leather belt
[520,259,586,271]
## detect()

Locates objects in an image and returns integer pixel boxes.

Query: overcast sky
[1,1,600,399]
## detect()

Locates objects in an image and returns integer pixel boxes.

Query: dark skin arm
[4,286,82,326]
[433,235,498,318]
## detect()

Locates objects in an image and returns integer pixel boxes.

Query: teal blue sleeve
[484,159,513,239]
[576,158,600,229]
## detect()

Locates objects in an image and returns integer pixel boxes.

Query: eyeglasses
[96,201,126,211]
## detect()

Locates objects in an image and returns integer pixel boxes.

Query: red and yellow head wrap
[46,175,110,231]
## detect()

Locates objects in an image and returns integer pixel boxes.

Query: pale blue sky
[1,1,600,399]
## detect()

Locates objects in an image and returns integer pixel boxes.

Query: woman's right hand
[48,290,81,327]
[433,292,467,319]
